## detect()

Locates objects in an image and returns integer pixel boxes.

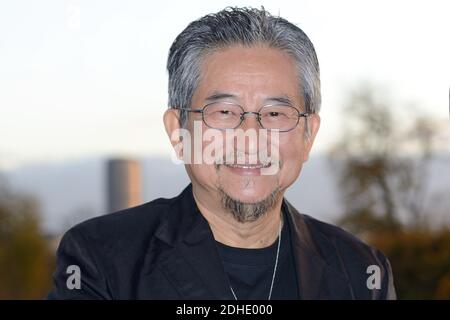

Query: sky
[0,0,449,170]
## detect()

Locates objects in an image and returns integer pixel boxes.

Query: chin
[218,177,279,204]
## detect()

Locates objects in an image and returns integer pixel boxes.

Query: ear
[302,113,321,163]
[163,108,183,153]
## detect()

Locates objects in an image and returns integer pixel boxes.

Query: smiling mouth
[224,162,271,169]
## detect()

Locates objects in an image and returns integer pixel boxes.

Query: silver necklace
[229,220,282,300]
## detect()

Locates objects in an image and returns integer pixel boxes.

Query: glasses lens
[259,105,299,131]
[203,102,242,129]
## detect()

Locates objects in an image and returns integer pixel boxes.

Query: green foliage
[370,229,450,299]
[0,178,55,299]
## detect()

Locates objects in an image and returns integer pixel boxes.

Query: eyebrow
[204,91,238,102]
[263,95,295,106]
[205,91,296,106]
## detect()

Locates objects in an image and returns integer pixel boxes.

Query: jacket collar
[152,184,353,299]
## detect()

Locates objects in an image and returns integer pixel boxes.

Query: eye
[268,111,280,117]
[211,108,235,118]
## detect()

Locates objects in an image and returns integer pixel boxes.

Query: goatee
[219,186,282,223]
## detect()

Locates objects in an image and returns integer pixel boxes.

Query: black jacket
[47,184,396,299]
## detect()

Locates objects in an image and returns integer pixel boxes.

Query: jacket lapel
[284,200,354,299]
[151,184,232,299]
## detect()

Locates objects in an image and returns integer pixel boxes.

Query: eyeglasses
[177,101,309,132]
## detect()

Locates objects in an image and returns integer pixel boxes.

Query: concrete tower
[106,158,142,213]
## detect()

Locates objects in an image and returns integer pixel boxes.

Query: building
[106,158,142,213]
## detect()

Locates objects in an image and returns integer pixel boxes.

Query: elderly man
[48,7,396,300]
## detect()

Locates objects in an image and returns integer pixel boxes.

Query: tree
[0,176,55,299]
[328,84,450,298]
[329,84,437,235]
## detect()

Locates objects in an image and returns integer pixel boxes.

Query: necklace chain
[229,220,282,300]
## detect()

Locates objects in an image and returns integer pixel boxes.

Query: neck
[192,185,284,249]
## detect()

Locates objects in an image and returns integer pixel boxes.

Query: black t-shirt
[215,212,299,300]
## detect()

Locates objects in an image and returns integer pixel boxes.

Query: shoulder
[302,214,384,263]
[48,195,181,299]
[61,196,174,254]
[300,214,396,299]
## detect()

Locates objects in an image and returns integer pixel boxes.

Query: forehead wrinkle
[194,46,303,110]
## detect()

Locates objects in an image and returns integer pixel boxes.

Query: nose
[239,112,261,131]
[234,112,262,158]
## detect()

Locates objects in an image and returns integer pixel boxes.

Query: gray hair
[167,7,321,130]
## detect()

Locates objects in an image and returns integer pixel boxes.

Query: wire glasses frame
[175,101,309,132]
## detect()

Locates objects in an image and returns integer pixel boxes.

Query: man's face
[172,44,320,212]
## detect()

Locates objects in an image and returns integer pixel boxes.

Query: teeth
[225,163,271,169]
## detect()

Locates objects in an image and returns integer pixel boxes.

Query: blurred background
[0,0,449,299]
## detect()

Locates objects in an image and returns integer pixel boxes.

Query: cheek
[187,163,219,188]
[278,135,306,186]
[183,121,222,188]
